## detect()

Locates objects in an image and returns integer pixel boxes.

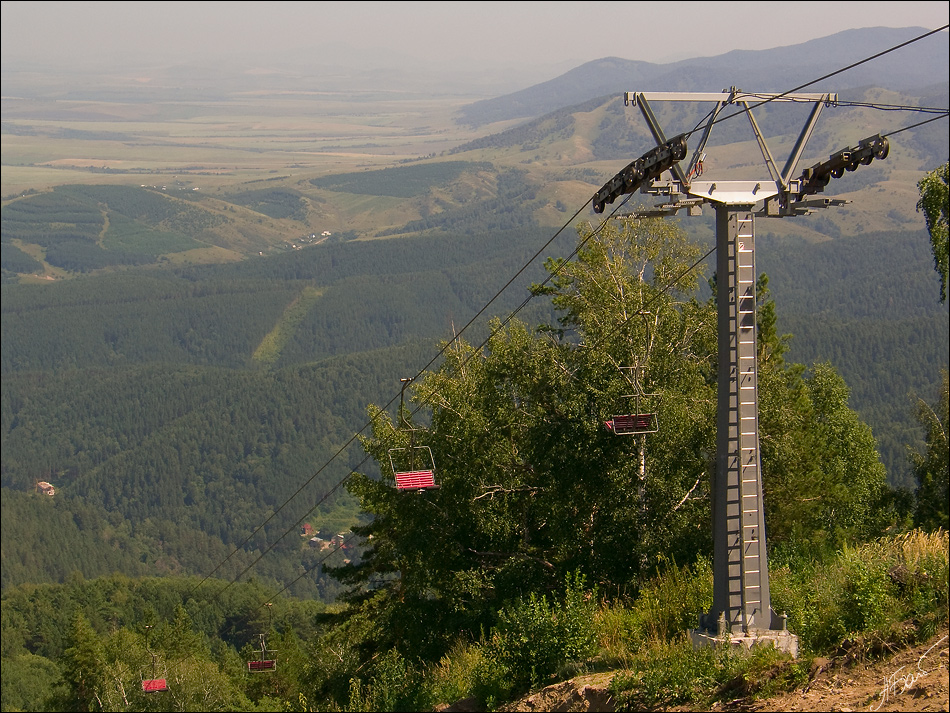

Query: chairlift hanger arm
[398,377,413,430]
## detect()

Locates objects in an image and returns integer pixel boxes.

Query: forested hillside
[2,172,946,594]
[3,212,944,591]
[456,26,949,125]
[757,229,949,487]
[2,215,945,713]
[1,225,572,593]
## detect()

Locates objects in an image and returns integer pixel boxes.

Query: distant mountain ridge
[458,26,949,126]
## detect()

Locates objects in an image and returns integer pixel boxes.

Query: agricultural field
[1,78,490,192]
[4,55,946,279]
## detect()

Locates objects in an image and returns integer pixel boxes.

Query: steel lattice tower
[592,88,887,653]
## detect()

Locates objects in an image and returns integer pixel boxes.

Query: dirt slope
[490,625,949,713]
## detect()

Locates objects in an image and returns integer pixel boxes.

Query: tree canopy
[917,161,950,302]
[328,217,894,663]
[913,371,950,531]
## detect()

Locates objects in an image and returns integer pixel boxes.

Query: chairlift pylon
[388,378,439,491]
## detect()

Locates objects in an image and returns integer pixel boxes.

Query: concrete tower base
[689,627,800,658]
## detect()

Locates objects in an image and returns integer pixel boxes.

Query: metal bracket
[618,90,843,215]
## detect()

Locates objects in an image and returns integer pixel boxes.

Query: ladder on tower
[728,215,766,631]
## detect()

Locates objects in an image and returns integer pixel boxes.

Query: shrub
[425,640,505,710]
[609,638,731,709]
[840,551,893,634]
[418,637,515,710]
[487,571,597,692]
[610,636,805,710]
[594,557,712,667]
[771,528,949,655]
[345,649,426,713]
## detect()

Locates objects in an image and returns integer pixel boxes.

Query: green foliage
[759,354,894,556]
[336,573,600,710]
[487,572,598,692]
[757,229,949,490]
[2,225,559,372]
[53,622,253,712]
[609,639,734,709]
[423,640,506,711]
[382,169,540,236]
[0,356,386,594]
[100,212,201,256]
[1,224,567,595]
[344,649,427,713]
[1,574,325,663]
[0,184,221,273]
[0,652,62,712]
[739,649,811,701]
[44,239,152,272]
[250,286,325,366]
[61,185,225,237]
[1,273,302,370]
[917,162,949,302]
[3,531,944,713]
[224,188,309,221]
[913,371,949,531]
[60,613,105,712]
[840,554,892,634]
[1,190,104,246]
[770,529,949,655]
[328,218,897,679]
[598,558,713,662]
[1,574,329,711]
[608,530,947,711]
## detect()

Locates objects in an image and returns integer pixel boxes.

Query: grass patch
[251,286,325,366]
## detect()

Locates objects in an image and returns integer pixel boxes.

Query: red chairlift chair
[605,366,659,435]
[389,378,439,491]
[247,633,277,673]
[140,626,169,693]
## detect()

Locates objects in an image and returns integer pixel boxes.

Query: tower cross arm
[625,91,838,105]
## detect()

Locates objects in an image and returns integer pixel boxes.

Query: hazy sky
[2,1,948,73]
